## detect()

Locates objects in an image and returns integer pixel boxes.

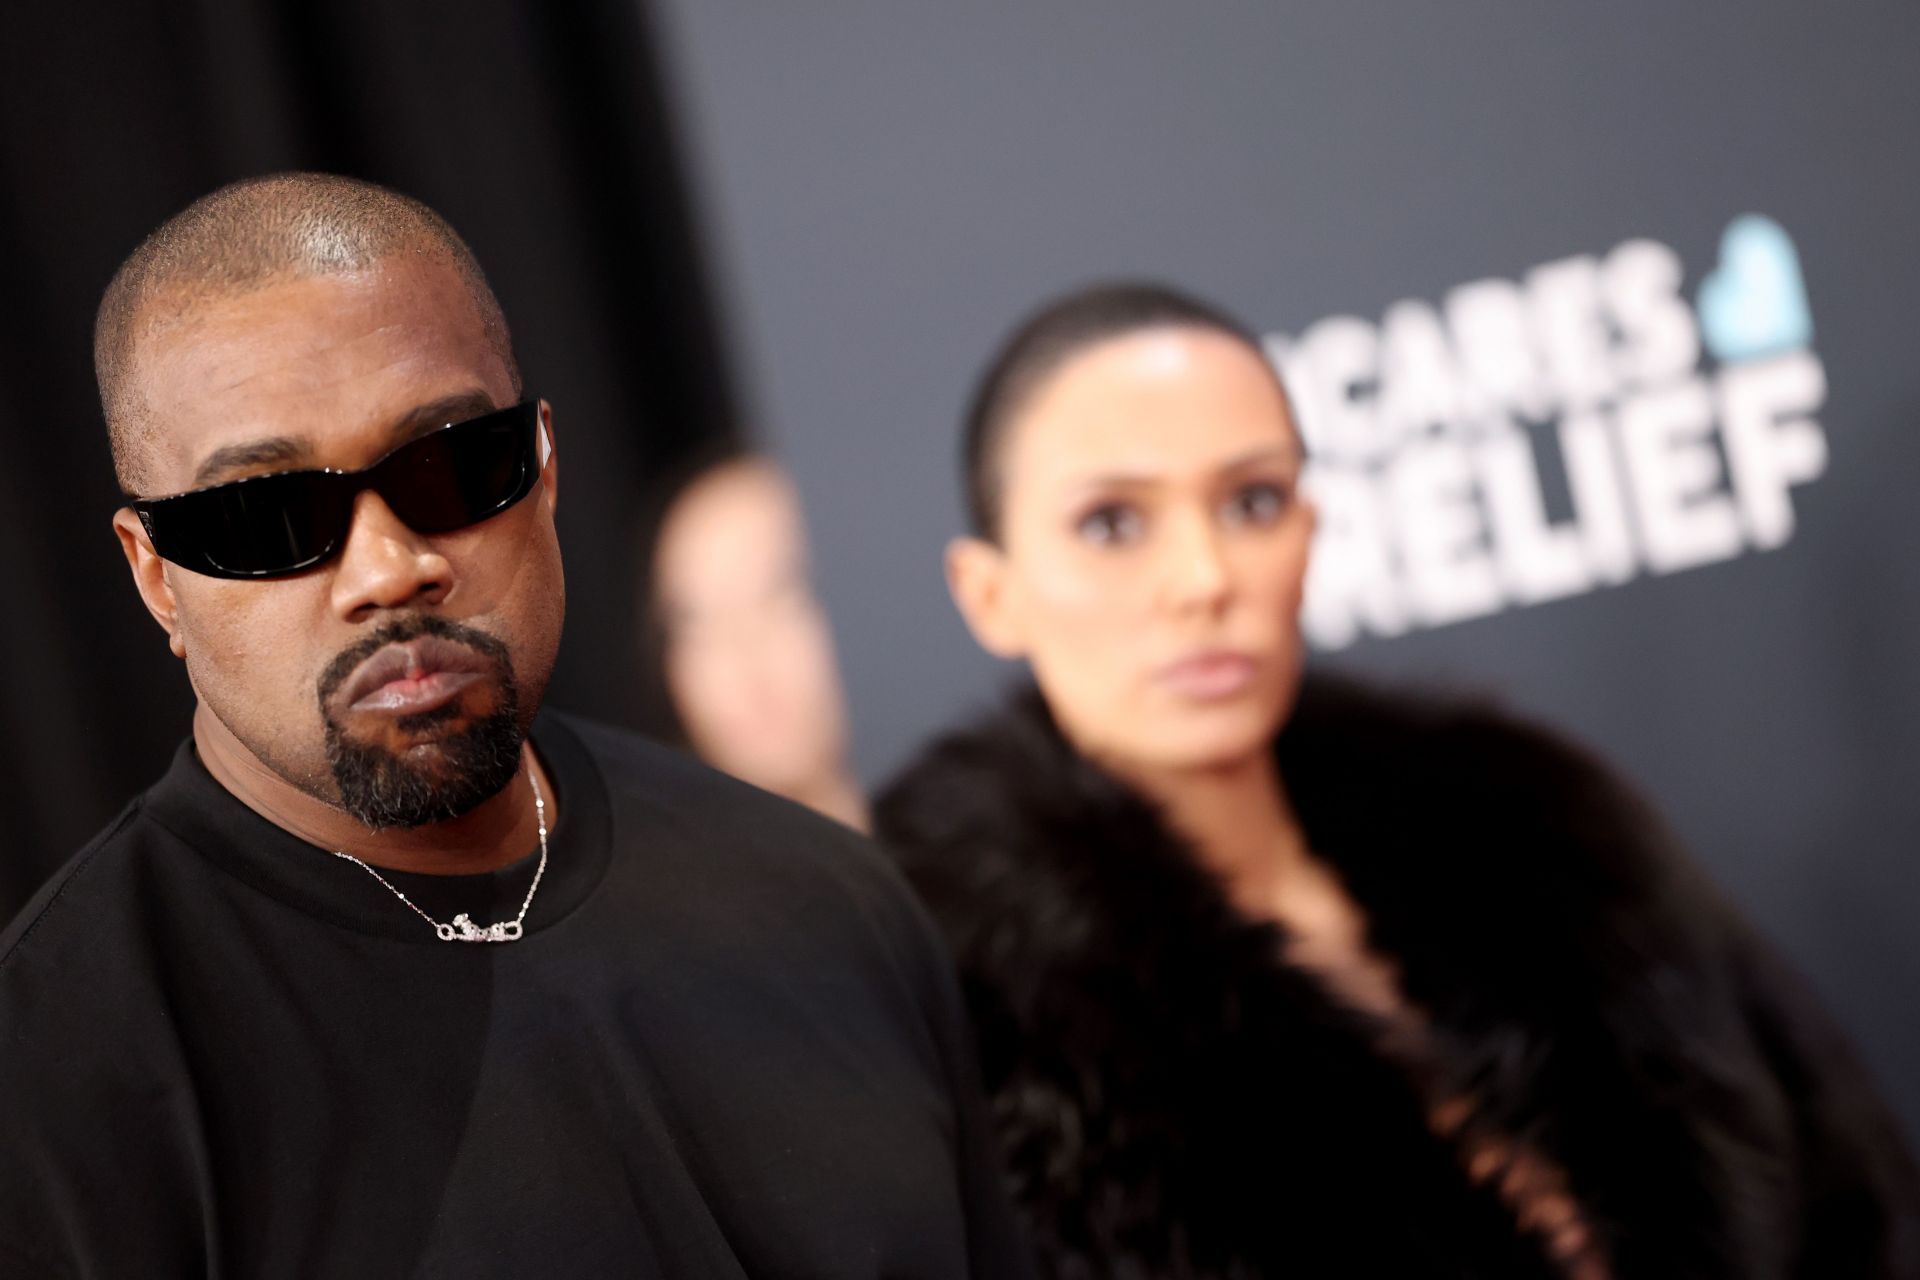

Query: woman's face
[949,326,1313,773]
[653,458,852,798]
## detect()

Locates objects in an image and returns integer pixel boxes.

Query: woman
[873,282,1919,1278]
[645,450,868,831]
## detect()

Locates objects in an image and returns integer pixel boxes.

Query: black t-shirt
[0,712,1035,1279]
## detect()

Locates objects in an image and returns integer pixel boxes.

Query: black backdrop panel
[0,0,735,915]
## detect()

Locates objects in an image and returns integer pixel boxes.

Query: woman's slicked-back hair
[961,280,1272,541]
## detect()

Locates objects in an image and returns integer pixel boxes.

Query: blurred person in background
[0,172,1032,1279]
[647,452,868,831]
[875,281,1920,1279]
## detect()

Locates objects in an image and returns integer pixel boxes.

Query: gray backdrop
[651,3,1920,1140]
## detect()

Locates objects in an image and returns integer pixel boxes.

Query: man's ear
[536,399,558,517]
[945,535,1025,659]
[112,508,186,658]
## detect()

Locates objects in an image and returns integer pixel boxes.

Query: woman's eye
[1075,502,1144,546]
[1224,480,1289,527]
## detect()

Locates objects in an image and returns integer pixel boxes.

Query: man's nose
[329,490,453,622]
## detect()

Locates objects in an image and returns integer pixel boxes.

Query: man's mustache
[316,614,514,710]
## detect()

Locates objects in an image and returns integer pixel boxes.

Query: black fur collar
[876,674,1842,1278]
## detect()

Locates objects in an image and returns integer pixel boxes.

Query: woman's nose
[1159,510,1232,614]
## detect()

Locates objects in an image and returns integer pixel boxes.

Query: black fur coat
[874,676,1920,1279]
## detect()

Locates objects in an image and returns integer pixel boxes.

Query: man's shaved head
[96,172,519,493]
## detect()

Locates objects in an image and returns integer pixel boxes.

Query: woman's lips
[1157,650,1258,701]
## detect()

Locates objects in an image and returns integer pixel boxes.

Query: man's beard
[316,615,526,830]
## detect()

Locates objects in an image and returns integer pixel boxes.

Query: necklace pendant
[336,764,548,945]
[445,912,519,943]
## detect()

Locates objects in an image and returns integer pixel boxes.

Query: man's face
[114,256,564,826]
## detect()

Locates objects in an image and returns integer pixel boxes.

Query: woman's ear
[112,507,186,658]
[945,535,1025,659]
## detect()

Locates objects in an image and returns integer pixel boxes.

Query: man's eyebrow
[191,436,312,488]
[385,391,501,447]
[186,391,502,491]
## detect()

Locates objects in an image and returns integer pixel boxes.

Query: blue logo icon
[1696,214,1813,362]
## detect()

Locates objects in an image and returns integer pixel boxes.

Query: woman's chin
[1120,699,1287,773]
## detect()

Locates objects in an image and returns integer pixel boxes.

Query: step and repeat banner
[1283,217,1826,648]
[655,3,1920,1138]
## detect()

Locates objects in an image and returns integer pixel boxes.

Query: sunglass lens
[189,473,344,577]
[380,409,534,534]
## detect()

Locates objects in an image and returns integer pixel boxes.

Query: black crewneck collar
[141,710,614,945]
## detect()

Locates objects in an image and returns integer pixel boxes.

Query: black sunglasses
[128,399,546,580]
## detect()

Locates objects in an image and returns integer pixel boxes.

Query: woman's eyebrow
[1217,444,1301,472]
[1065,470,1158,490]
[1064,446,1301,493]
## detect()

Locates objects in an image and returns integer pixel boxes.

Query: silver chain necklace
[330,765,548,942]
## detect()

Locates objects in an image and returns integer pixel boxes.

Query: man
[0,173,1033,1279]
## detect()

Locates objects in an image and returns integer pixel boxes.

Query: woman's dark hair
[961,280,1275,541]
